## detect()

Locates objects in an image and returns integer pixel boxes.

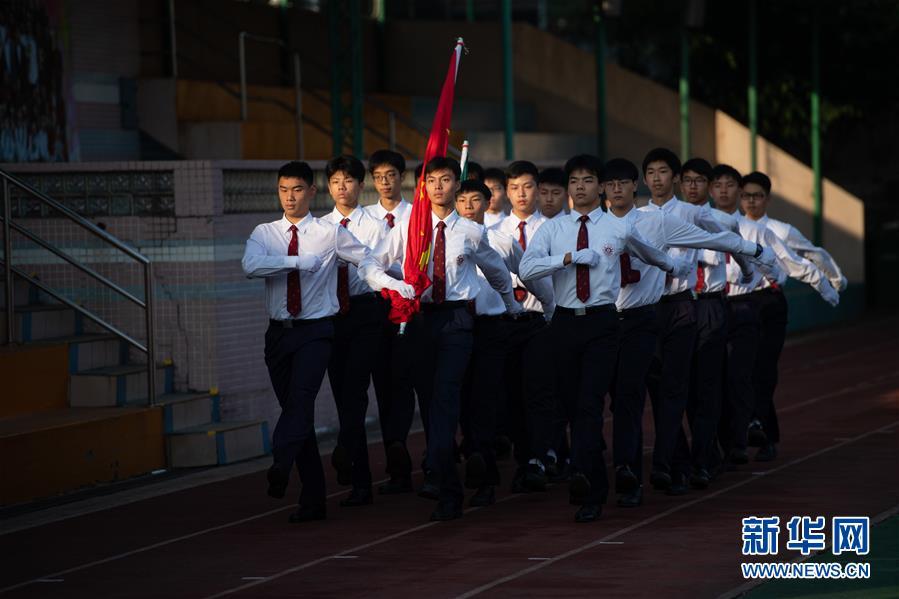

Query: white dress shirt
[493,211,552,313]
[483,210,507,229]
[756,214,847,292]
[613,207,757,310]
[696,249,728,294]
[641,197,754,295]
[321,206,390,297]
[474,228,555,316]
[519,207,676,309]
[364,199,412,227]
[242,213,376,320]
[359,210,512,304]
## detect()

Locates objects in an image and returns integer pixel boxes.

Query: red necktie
[517,220,527,251]
[576,215,590,303]
[385,213,395,229]
[432,221,446,303]
[619,253,641,288]
[287,224,301,316]
[695,261,705,292]
[725,253,731,294]
[337,218,350,314]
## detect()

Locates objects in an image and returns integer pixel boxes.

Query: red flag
[381,38,464,326]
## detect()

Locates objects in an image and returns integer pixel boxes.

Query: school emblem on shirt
[602,243,615,256]
[456,255,465,265]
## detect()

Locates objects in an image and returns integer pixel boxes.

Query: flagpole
[460,139,470,179]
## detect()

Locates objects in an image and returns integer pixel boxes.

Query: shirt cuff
[552,254,567,270]
[285,256,299,269]
[740,239,758,256]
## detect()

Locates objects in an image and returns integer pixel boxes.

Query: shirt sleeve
[473,229,512,295]
[519,222,567,281]
[662,213,757,255]
[625,222,675,272]
[785,225,846,287]
[241,226,299,278]
[764,227,832,294]
[357,226,405,291]
[508,240,555,311]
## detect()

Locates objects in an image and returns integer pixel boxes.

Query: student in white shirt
[320,156,392,508]
[241,161,409,524]
[537,167,569,221]
[520,154,682,523]
[359,157,518,522]
[483,167,509,228]
[740,170,839,462]
[364,149,417,495]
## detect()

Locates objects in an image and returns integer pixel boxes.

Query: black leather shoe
[689,468,711,490]
[385,442,412,480]
[747,420,768,448]
[666,473,689,496]
[331,445,353,486]
[568,472,591,506]
[650,470,672,491]
[340,487,373,507]
[495,435,513,461]
[615,465,639,494]
[267,465,288,499]
[469,485,496,507]
[418,471,440,500]
[429,501,463,521]
[525,463,548,492]
[378,477,413,495]
[574,503,602,523]
[288,504,326,523]
[755,443,778,462]
[617,486,643,508]
[728,448,749,465]
[465,452,487,489]
[549,462,571,483]
[510,466,529,494]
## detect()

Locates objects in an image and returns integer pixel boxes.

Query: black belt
[617,304,656,317]
[696,290,726,300]
[348,292,381,304]
[726,293,756,303]
[421,300,471,312]
[659,290,695,304]
[752,287,783,296]
[555,304,615,316]
[269,316,332,328]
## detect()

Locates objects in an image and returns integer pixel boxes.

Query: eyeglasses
[373,173,398,183]
[682,176,708,186]
[741,192,766,201]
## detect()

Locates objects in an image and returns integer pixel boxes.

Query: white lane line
[451,418,899,599]
[527,558,550,561]
[239,577,267,581]
[597,541,623,545]
[331,555,358,559]
[34,579,64,583]
[716,502,899,599]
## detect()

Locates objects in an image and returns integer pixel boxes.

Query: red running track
[1,316,897,598]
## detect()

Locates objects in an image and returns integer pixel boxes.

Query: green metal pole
[593,2,607,161]
[811,6,822,245]
[466,0,474,22]
[375,0,385,24]
[329,0,343,156]
[502,0,515,160]
[679,24,690,160]
[350,0,363,156]
[748,0,758,170]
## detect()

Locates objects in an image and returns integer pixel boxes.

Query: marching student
[365,150,418,494]
[640,148,770,495]
[242,161,411,523]
[466,161,485,182]
[602,158,767,506]
[537,167,569,220]
[492,160,557,492]
[320,156,391,508]
[483,167,509,228]
[519,154,682,523]
[359,157,518,522]
[740,171,841,461]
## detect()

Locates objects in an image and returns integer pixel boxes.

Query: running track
[2,316,897,598]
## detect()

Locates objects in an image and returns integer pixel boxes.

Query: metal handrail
[1,170,157,405]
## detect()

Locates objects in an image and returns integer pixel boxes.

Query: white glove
[296,253,322,273]
[755,246,776,268]
[502,292,525,315]
[570,249,601,267]
[832,275,848,293]
[820,282,839,307]
[388,281,417,300]
[670,258,694,279]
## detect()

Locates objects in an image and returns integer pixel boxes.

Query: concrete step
[0,343,69,418]
[29,333,126,373]
[0,276,41,308]
[155,392,220,434]
[166,420,270,468]
[0,406,165,506]
[69,363,173,407]
[0,304,81,343]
